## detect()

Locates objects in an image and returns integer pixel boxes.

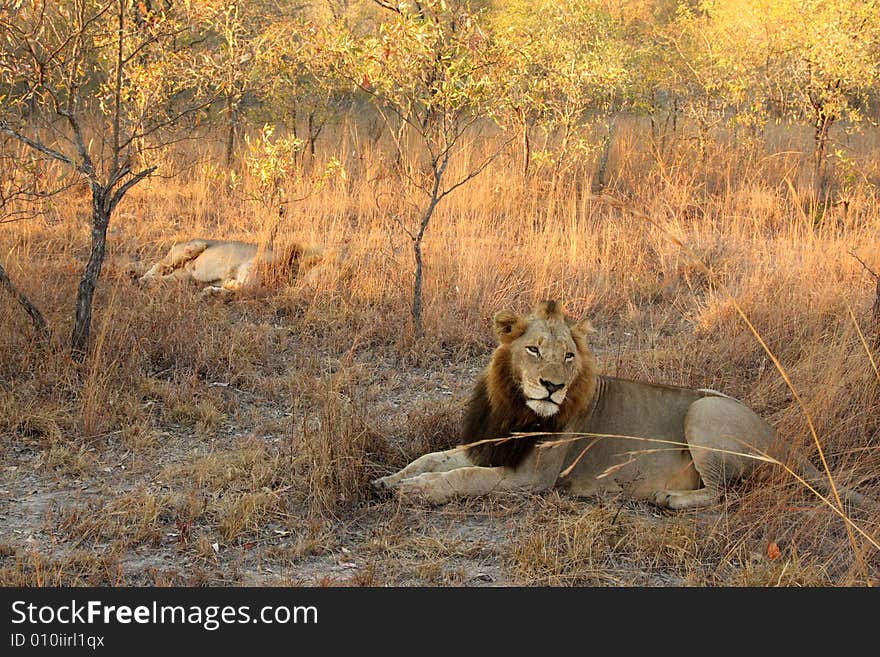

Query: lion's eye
[565,352,575,362]
[526,346,540,357]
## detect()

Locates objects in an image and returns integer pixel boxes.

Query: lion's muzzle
[525,398,561,417]
[540,379,565,395]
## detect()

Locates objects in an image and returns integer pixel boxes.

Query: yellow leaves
[244,124,303,189]
[327,3,501,122]
[239,126,345,213]
[242,124,304,210]
[323,156,346,182]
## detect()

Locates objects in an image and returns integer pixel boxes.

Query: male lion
[374,300,868,509]
[139,238,323,296]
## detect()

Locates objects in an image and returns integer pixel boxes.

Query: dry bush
[287,373,391,517]
[57,488,174,548]
[382,398,465,463]
[0,549,124,587]
[507,495,704,586]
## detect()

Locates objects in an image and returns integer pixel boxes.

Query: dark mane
[259,242,304,286]
[282,242,305,273]
[464,339,597,469]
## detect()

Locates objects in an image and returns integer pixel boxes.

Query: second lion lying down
[139,238,324,295]
[375,300,868,509]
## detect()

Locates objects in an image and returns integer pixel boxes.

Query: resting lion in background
[375,300,869,509]
[139,238,323,296]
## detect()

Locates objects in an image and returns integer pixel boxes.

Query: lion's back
[185,241,260,282]
[559,377,712,494]
[569,376,713,441]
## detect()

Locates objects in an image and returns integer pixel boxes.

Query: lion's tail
[789,453,875,511]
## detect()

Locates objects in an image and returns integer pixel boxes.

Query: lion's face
[493,301,593,418]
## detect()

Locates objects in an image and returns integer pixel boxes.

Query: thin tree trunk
[411,194,441,338]
[814,108,833,204]
[307,111,322,157]
[71,192,110,360]
[412,237,424,337]
[394,118,407,169]
[516,107,530,179]
[552,122,572,194]
[672,95,678,134]
[225,95,239,167]
[592,113,617,193]
[850,251,880,349]
[0,259,49,339]
[873,274,880,349]
[698,94,712,167]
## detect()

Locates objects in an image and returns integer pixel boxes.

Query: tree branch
[371,0,402,14]
[56,108,98,182]
[0,258,49,339]
[439,135,515,201]
[109,165,157,212]
[121,99,215,149]
[0,121,73,165]
[111,0,124,176]
[850,250,878,281]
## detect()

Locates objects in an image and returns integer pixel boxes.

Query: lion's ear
[493,310,527,344]
[569,318,595,339]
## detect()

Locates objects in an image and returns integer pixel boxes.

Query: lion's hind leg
[652,396,776,510]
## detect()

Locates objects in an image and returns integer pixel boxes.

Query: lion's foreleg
[395,467,508,505]
[372,448,472,491]
[140,241,210,284]
[139,264,160,283]
[219,276,245,295]
[391,443,569,505]
[198,284,232,300]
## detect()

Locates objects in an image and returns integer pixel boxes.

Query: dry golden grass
[1,115,879,586]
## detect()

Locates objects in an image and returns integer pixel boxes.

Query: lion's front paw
[651,490,673,508]
[651,487,716,510]
[371,474,397,491]
[396,473,454,506]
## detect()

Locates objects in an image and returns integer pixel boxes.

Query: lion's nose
[540,379,564,395]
